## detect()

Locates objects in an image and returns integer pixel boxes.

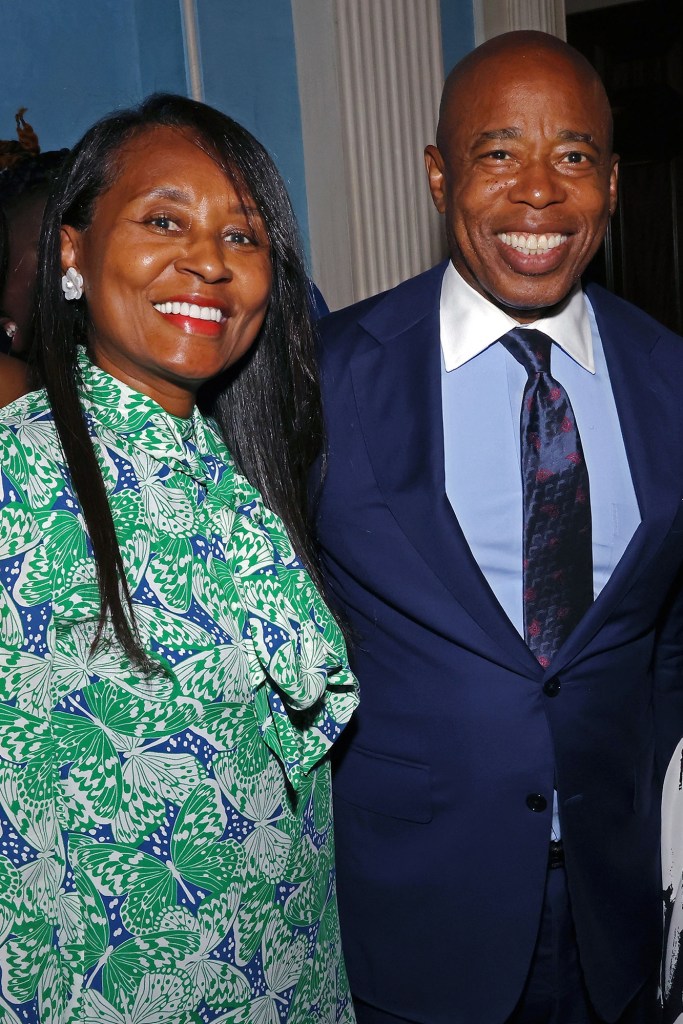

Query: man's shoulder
[319,262,447,347]
[585,282,683,349]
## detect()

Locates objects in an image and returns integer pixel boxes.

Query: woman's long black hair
[34,93,325,669]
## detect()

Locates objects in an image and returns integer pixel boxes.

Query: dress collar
[440,262,595,374]
[77,348,220,486]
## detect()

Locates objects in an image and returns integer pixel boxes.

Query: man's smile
[497,231,568,256]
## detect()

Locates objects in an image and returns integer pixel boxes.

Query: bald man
[315,31,683,1024]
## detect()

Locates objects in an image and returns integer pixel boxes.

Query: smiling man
[315,31,683,1024]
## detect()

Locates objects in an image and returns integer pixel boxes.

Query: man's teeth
[153,301,223,322]
[498,232,567,255]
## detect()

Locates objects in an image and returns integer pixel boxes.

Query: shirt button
[526,793,548,813]
[543,676,561,697]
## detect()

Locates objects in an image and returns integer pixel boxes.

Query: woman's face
[61,125,272,417]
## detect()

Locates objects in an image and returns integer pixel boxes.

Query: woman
[0,116,68,357]
[0,110,66,404]
[0,94,358,1023]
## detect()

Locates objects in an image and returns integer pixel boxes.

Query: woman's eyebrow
[140,186,261,217]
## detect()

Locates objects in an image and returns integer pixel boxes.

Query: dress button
[526,793,547,813]
[543,676,561,697]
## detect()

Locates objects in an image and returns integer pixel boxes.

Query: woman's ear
[60,224,82,273]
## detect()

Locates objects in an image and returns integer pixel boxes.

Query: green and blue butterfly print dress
[0,352,359,1024]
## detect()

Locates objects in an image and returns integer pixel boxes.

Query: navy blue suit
[315,264,683,1024]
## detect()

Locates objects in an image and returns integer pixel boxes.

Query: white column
[473,0,567,44]
[292,0,446,309]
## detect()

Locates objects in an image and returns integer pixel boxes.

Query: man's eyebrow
[557,129,600,151]
[471,127,601,152]
[473,127,522,145]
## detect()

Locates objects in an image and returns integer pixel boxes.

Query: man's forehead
[440,53,611,150]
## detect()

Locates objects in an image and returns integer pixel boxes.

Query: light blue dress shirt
[440,263,641,838]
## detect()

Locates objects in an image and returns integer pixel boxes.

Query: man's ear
[424,145,447,214]
[609,155,619,217]
[60,224,83,273]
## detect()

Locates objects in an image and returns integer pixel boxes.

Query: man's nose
[507,159,566,208]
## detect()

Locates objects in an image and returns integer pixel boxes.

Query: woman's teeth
[497,232,567,256]
[153,301,223,322]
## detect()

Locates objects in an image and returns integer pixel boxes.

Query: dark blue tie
[500,329,593,667]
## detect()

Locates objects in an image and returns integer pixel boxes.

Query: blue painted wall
[0,1,475,255]
[440,0,476,76]
[0,0,186,153]
[194,0,310,252]
[0,0,310,249]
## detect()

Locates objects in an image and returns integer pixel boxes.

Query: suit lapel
[550,285,683,672]
[350,265,536,673]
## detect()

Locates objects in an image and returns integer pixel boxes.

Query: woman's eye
[148,215,180,231]
[225,230,255,246]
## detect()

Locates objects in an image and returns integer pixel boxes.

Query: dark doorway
[567,0,683,333]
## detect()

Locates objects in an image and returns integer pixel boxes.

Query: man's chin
[488,281,578,324]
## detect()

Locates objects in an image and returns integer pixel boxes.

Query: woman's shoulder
[0,382,53,432]
[0,386,65,507]
[0,353,30,410]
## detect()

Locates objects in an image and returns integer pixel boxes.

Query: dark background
[568,0,683,333]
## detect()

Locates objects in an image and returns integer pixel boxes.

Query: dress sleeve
[0,421,55,721]
[228,478,359,790]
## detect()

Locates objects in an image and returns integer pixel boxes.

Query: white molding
[291,0,354,310]
[180,0,204,101]
[473,0,567,41]
[293,0,445,309]
[473,0,488,45]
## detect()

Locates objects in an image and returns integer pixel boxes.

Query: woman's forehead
[97,126,254,213]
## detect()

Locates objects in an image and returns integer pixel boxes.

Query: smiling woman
[60,127,273,417]
[0,95,358,1023]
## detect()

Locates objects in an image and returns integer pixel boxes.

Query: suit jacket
[315,263,683,1024]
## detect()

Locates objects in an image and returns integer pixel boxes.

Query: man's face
[425,50,618,322]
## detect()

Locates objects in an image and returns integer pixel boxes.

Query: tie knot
[500,328,551,377]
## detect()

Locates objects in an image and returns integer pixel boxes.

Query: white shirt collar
[440,261,595,374]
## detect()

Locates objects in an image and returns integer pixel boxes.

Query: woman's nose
[174,233,232,282]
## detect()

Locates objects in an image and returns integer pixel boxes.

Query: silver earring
[61,266,84,301]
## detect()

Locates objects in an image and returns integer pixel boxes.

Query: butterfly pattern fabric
[0,351,359,1023]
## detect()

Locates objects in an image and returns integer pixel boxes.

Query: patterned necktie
[500,328,593,667]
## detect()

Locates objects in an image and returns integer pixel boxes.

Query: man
[315,30,683,1024]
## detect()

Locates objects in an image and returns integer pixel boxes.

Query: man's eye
[486,150,510,160]
[563,151,588,164]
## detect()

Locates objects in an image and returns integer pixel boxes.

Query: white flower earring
[61,266,84,301]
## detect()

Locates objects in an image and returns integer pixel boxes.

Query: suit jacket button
[543,676,561,697]
[526,793,547,813]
